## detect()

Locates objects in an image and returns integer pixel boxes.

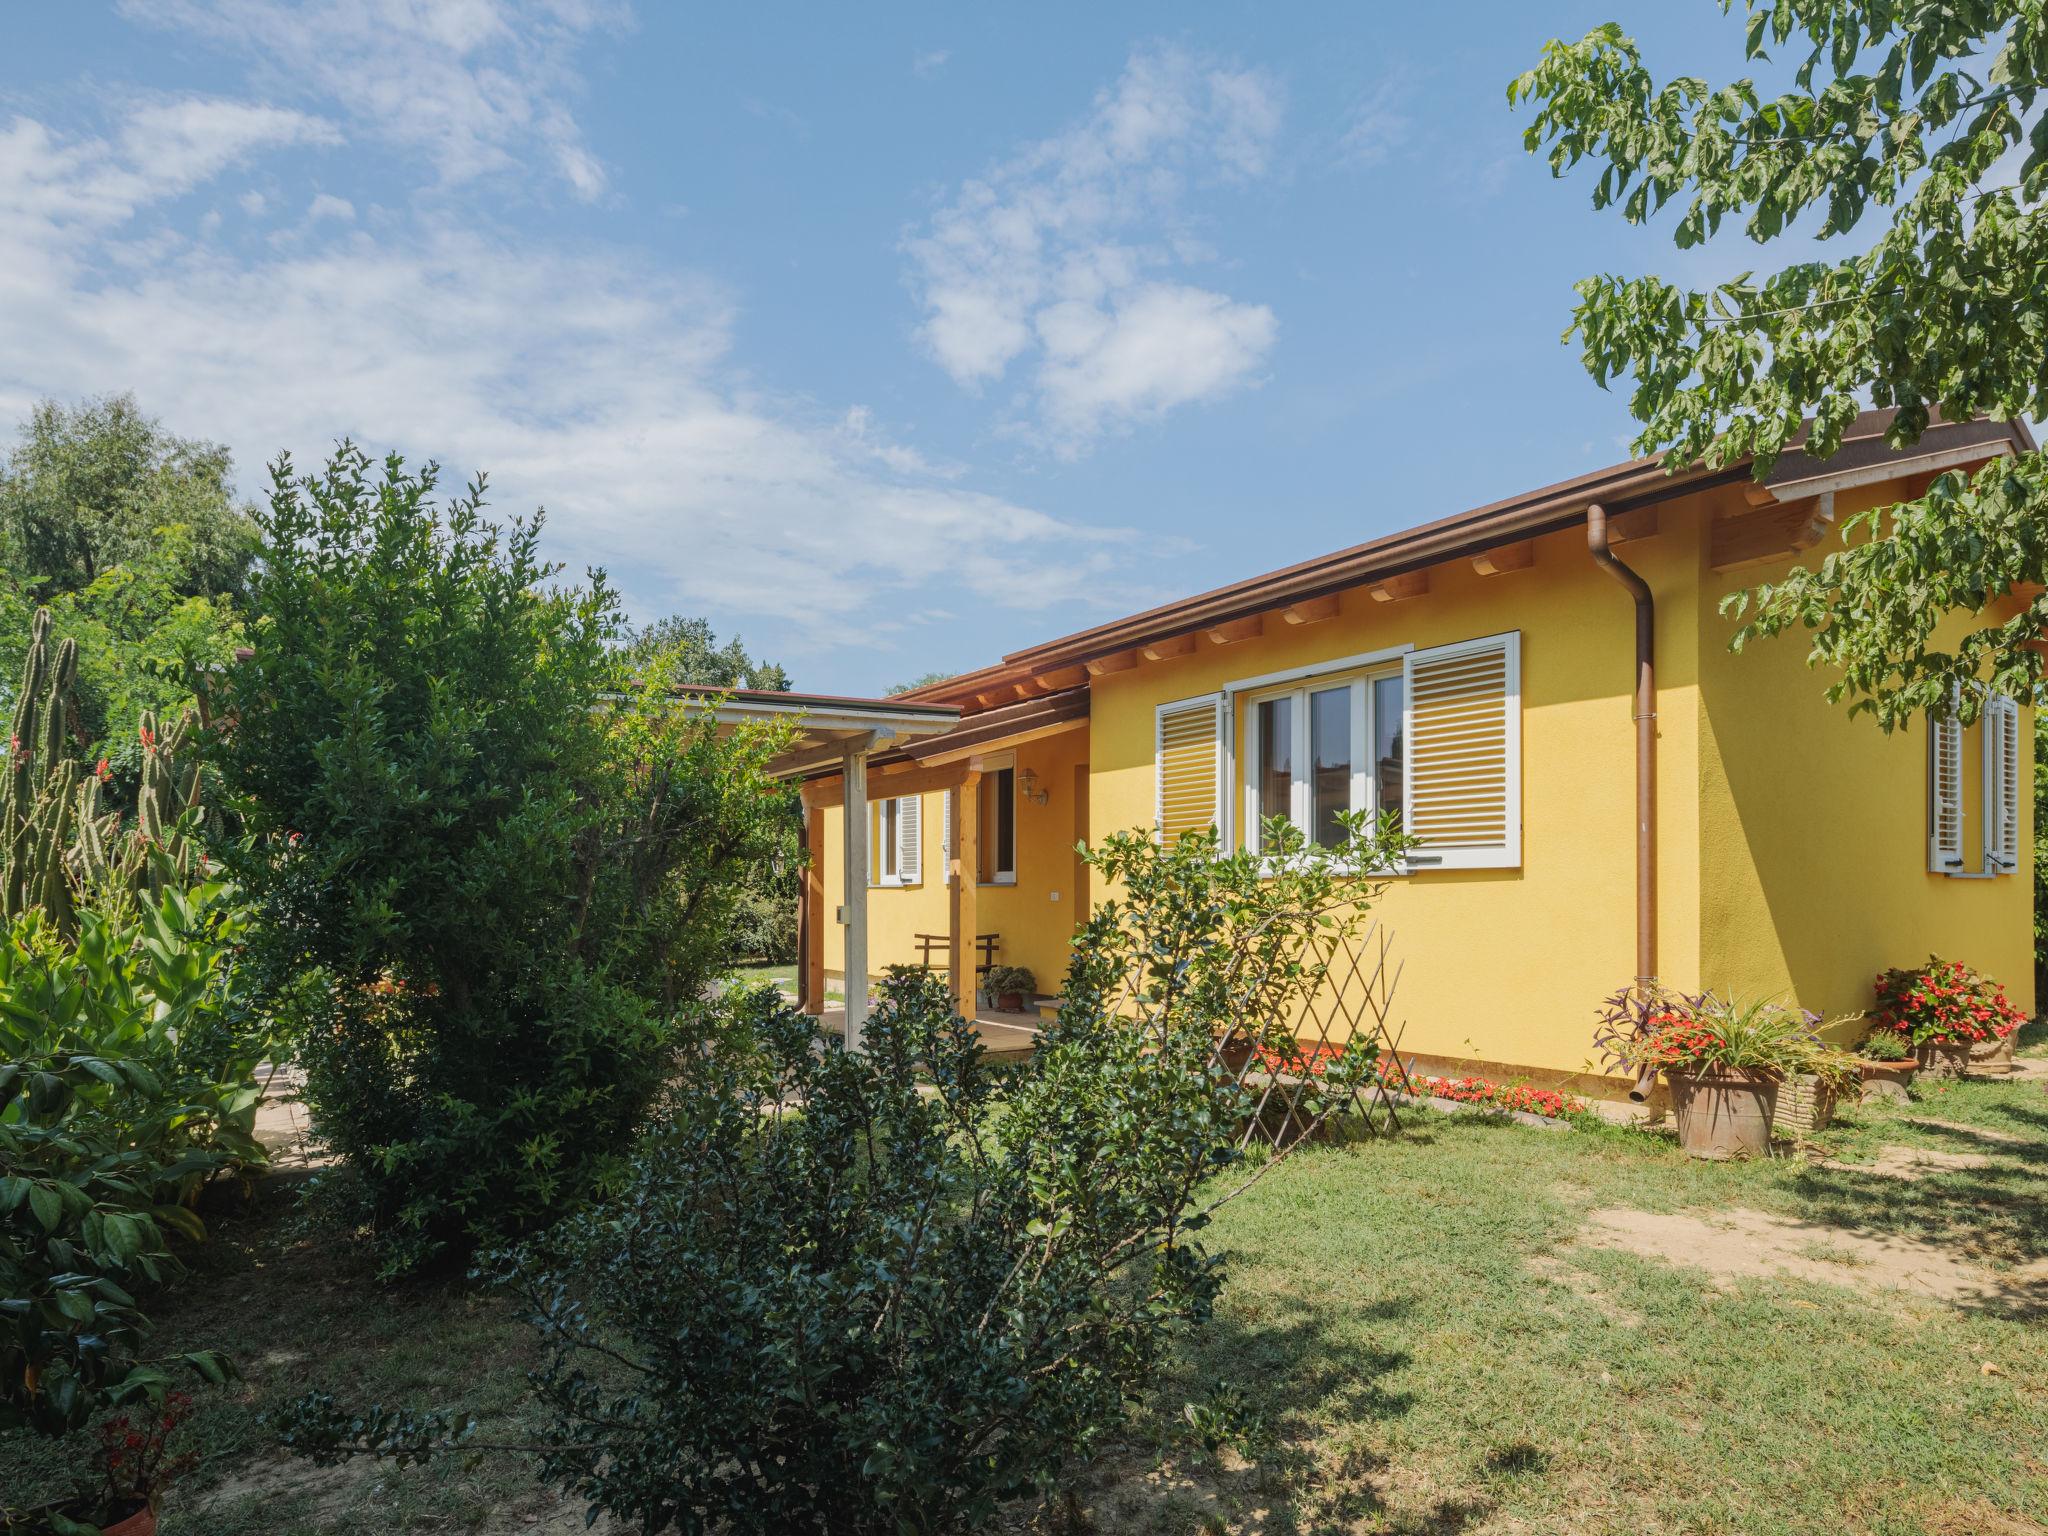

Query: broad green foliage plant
[218,445,796,1274]
[1513,3,2048,730]
[0,884,253,1437]
[274,815,1414,1533]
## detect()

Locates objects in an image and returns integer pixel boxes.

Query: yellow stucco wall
[1696,478,2036,1032]
[812,479,2033,1081]
[817,725,1090,995]
[1086,507,1711,1087]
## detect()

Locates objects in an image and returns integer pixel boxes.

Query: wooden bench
[913,932,1000,992]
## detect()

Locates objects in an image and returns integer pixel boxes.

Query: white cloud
[120,0,622,200]
[0,97,1147,657]
[912,49,950,79]
[1338,77,1411,168]
[306,192,354,223]
[904,45,1282,452]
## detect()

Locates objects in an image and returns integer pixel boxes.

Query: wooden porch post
[949,769,981,1018]
[799,785,826,1015]
[842,736,872,1052]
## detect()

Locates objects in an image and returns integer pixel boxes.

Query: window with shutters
[1929,690,2023,877]
[870,794,922,887]
[1240,673,1403,854]
[1156,694,1224,845]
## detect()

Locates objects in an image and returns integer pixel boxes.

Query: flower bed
[1238,1041,1590,1120]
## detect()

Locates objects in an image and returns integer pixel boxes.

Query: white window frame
[1929,688,2023,879]
[978,752,1017,886]
[870,795,921,888]
[1240,667,1398,857]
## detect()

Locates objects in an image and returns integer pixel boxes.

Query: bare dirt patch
[1576,1206,2048,1310]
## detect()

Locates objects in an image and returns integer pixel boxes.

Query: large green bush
[217,446,795,1274]
[277,815,1412,1532]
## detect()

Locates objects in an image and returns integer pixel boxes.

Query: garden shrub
[216,446,795,1274]
[0,892,249,1436]
[276,814,1414,1532]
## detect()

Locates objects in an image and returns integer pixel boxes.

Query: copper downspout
[1586,504,1660,1102]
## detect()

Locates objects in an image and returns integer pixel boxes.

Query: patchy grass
[5,1079,2045,1535]
[727,962,838,1001]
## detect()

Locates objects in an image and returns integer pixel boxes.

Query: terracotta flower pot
[1913,1041,1972,1079]
[1666,1068,1779,1160]
[995,990,1025,1013]
[103,1504,157,1536]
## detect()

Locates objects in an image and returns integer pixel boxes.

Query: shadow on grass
[1078,1291,1494,1535]
[1782,1109,2048,1314]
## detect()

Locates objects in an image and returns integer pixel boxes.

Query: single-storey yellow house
[737,410,2036,1099]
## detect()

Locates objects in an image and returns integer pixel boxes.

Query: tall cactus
[2,608,207,936]
[3,609,83,933]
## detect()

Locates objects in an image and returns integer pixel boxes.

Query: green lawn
[6,1073,2045,1535]
[727,962,840,1001]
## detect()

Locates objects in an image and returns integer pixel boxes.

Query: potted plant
[985,965,1036,1014]
[58,1391,197,1536]
[1871,957,2026,1079]
[1595,987,1856,1159]
[1853,1026,1918,1099]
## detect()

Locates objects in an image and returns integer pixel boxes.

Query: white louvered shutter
[1156,695,1224,844]
[941,791,953,885]
[1984,694,2021,873]
[898,795,922,885]
[1928,699,1965,873]
[1402,632,1520,869]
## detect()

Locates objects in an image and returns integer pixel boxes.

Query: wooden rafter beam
[1205,615,1264,645]
[1281,594,1340,625]
[1471,540,1535,576]
[1140,633,1197,661]
[1369,570,1429,603]
[1084,649,1140,677]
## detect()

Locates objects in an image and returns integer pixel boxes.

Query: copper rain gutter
[1586,503,1659,1101]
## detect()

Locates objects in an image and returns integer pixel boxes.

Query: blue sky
[4,2,1779,693]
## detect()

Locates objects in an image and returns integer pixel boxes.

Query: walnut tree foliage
[1512,2,2048,729]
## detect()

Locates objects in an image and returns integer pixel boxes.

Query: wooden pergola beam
[1085,649,1140,676]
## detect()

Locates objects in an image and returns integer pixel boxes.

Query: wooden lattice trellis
[1207,920,1417,1150]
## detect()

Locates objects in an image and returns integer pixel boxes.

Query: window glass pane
[994,767,1016,877]
[1373,675,1404,821]
[1309,686,1352,848]
[880,799,898,880]
[1255,696,1294,837]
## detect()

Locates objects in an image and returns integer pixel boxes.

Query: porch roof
[683,686,961,777]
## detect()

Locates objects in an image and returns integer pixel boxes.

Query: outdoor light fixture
[1018,767,1049,805]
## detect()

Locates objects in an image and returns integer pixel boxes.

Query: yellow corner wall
[1086,508,1711,1089]
[816,724,1090,995]
[1696,478,2037,1030]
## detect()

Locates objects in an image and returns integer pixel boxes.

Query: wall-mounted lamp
[1017,767,1050,806]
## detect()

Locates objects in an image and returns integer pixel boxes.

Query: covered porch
[712,684,1088,1053]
